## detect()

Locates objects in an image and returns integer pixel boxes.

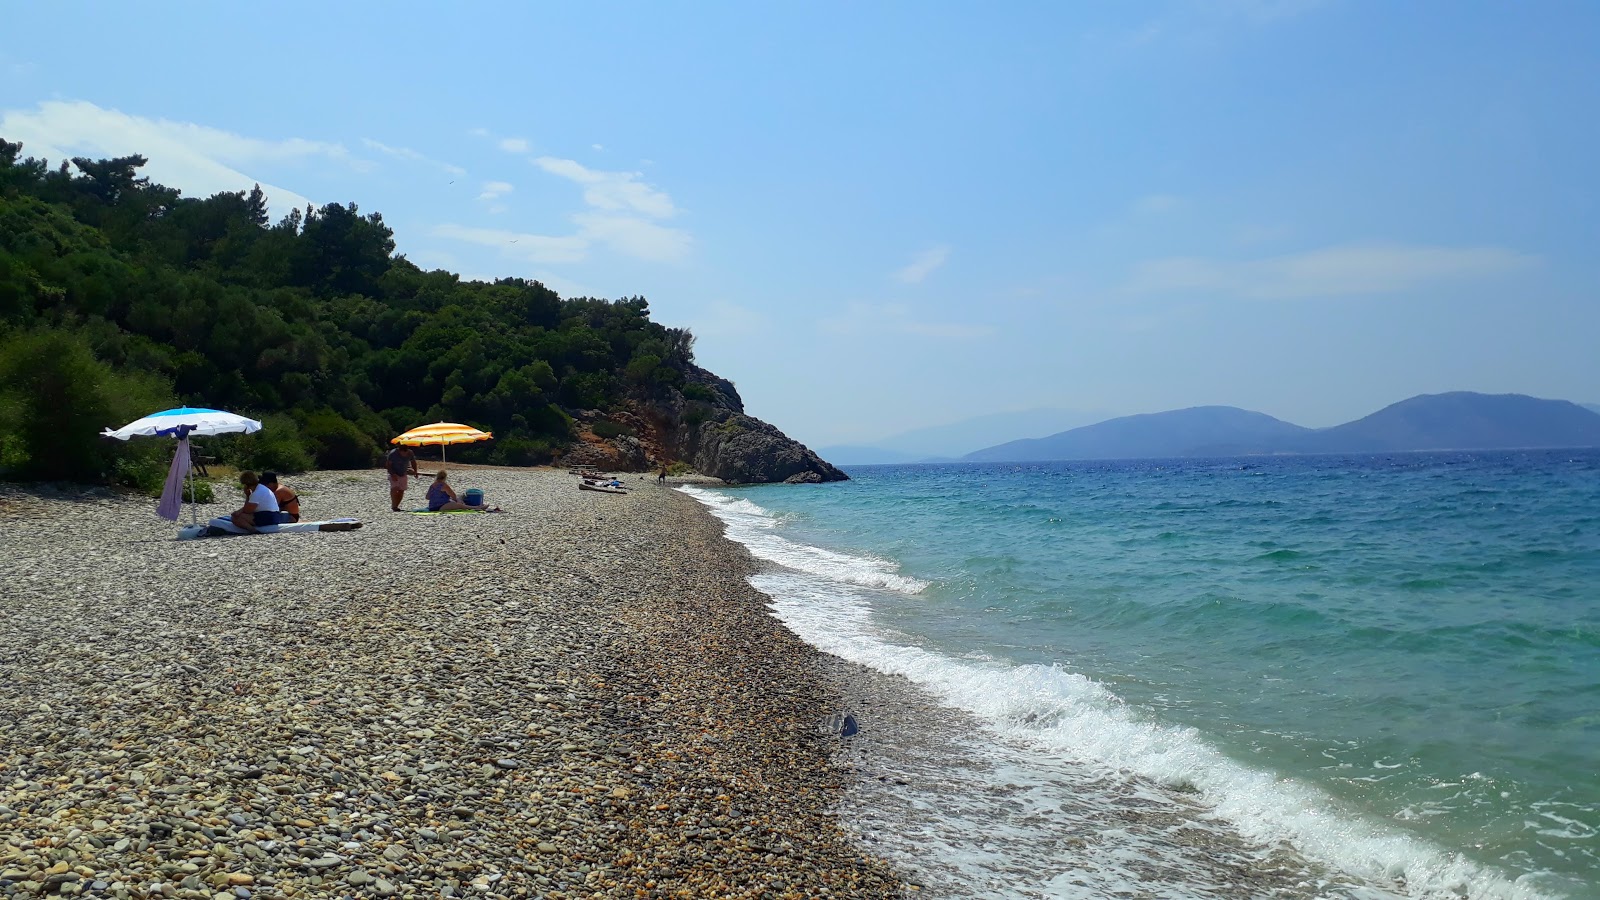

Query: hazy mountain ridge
[965,406,1312,462]
[820,407,1110,464]
[962,393,1600,462]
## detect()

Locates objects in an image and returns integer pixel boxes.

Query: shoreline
[0,468,903,899]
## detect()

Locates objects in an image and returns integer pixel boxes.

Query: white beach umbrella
[102,407,262,440]
[103,407,264,529]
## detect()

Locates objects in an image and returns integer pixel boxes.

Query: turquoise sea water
[681,450,1600,898]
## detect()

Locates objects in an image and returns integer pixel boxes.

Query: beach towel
[156,438,190,521]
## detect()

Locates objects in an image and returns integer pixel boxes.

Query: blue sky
[3,1,1596,448]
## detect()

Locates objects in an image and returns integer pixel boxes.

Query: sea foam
[679,485,929,593]
[683,485,1557,900]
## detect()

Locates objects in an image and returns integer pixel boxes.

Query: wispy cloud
[431,224,588,265]
[433,211,691,267]
[478,180,514,201]
[571,212,690,263]
[1128,243,1537,299]
[444,139,690,263]
[0,99,362,217]
[361,138,466,176]
[533,157,677,218]
[0,51,37,79]
[821,302,993,339]
[894,245,951,284]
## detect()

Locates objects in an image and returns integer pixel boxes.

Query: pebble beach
[0,468,905,900]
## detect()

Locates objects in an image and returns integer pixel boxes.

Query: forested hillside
[0,138,771,485]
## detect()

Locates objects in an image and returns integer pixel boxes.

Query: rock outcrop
[557,367,848,485]
[670,408,847,485]
[662,367,846,484]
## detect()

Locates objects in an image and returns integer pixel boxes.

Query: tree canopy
[0,139,705,480]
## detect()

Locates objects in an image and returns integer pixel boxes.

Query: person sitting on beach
[231,471,283,531]
[261,472,300,523]
[426,470,487,512]
[386,444,418,511]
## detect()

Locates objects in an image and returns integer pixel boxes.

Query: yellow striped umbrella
[391,422,493,464]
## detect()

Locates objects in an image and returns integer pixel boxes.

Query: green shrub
[682,404,709,428]
[112,455,167,494]
[0,330,174,482]
[682,383,715,403]
[302,412,378,469]
[494,436,555,466]
[230,414,314,474]
[380,406,425,440]
[592,420,635,440]
[110,455,215,502]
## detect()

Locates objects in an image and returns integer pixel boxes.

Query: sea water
[679,450,1600,898]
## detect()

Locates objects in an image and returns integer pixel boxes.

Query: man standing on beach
[386,444,418,511]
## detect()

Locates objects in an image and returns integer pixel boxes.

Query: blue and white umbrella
[103,407,263,529]
[102,407,262,440]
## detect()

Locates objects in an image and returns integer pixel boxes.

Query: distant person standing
[386,444,418,511]
[657,464,668,484]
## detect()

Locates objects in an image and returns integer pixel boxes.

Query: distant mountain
[964,406,1311,462]
[1585,403,1600,416]
[818,445,925,466]
[1305,392,1600,453]
[819,407,1112,464]
[962,393,1600,462]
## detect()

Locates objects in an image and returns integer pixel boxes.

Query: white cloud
[431,223,588,264]
[1128,243,1537,299]
[498,137,531,153]
[820,302,993,339]
[478,180,514,201]
[0,99,361,218]
[361,138,466,176]
[468,127,491,138]
[533,156,677,218]
[894,245,951,284]
[572,212,691,263]
[591,143,605,152]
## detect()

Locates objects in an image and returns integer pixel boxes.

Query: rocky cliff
[558,366,848,484]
